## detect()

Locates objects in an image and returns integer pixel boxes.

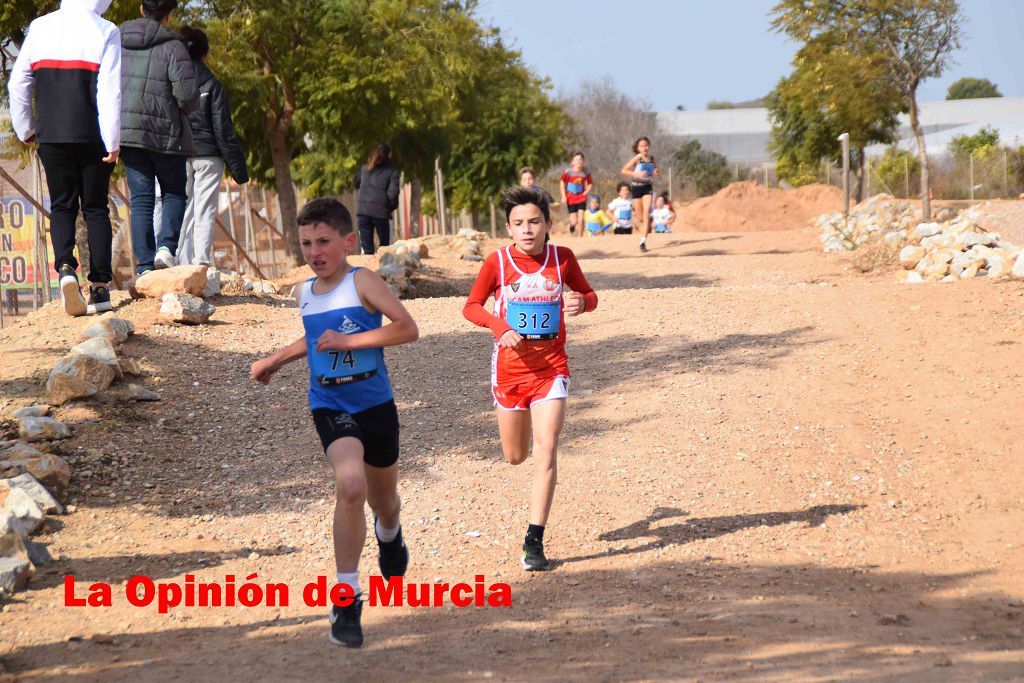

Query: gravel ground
[1,228,1023,682]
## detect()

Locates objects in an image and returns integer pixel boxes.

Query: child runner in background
[463,186,598,570]
[651,195,675,233]
[583,194,612,236]
[559,152,592,236]
[658,190,674,213]
[607,182,634,235]
[250,198,418,648]
[519,166,557,207]
[621,136,658,252]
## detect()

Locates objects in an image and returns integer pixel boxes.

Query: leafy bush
[672,139,731,196]
[946,77,1002,100]
[948,125,1000,158]
[775,157,819,187]
[875,146,920,197]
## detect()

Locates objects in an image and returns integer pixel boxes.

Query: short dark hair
[518,166,535,177]
[179,26,209,61]
[570,151,585,161]
[297,198,353,235]
[143,0,177,21]
[501,186,550,223]
[616,181,629,192]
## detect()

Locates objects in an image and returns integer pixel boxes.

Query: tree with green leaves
[772,0,964,220]
[948,125,1000,157]
[946,76,1001,100]
[671,139,730,196]
[766,33,904,199]
[195,0,506,259]
[442,36,569,213]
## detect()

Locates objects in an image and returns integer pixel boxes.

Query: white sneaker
[154,248,176,270]
[58,265,87,317]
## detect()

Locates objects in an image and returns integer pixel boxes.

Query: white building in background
[656,96,1024,165]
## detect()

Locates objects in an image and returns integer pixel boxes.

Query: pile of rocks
[130,265,281,322]
[816,196,1024,283]
[1,411,73,596]
[44,315,156,405]
[376,229,489,297]
[422,228,488,262]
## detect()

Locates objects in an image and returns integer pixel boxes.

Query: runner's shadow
[558,504,863,565]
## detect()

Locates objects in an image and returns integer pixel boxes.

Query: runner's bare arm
[622,154,644,179]
[250,336,306,384]
[316,268,418,352]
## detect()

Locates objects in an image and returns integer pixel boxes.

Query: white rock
[71,337,121,376]
[378,262,405,278]
[45,353,116,405]
[0,483,45,537]
[985,254,1007,278]
[0,556,33,593]
[897,271,924,284]
[160,293,216,325]
[1012,251,1024,279]
[128,384,161,402]
[915,222,940,238]
[898,246,926,269]
[1,474,62,514]
[0,456,71,498]
[957,231,995,248]
[203,268,222,298]
[18,417,71,442]
[79,317,134,344]
[12,406,49,419]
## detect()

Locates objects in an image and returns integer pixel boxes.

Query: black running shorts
[311,399,400,468]
[630,183,653,200]
[566,201,587,214]
[613,226,633,235]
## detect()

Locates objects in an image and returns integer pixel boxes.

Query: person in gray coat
[119,0,198,274]
[176,26,249,266]
[354,143,400,255]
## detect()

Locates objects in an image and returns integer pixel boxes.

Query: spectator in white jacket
[8,0,121,316]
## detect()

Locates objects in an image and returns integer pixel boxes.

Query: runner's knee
[335,474,366,506]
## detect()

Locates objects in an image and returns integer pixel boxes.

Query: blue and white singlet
[300,267,393,413]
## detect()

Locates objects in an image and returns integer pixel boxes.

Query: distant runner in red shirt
[559,151,592,236]
[463,186,598,571]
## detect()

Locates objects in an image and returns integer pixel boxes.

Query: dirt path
[2,230,1024,681]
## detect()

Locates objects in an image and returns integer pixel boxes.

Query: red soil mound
[678,181,842,232]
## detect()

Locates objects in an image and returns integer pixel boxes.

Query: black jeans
[36,142,114,283]
[357,214,391,255]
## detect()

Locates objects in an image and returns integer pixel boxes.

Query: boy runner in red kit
[463,186,598,570]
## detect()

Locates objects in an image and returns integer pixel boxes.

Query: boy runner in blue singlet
[250,198,418,648]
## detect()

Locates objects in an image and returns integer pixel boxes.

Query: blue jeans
[122,147,187,274]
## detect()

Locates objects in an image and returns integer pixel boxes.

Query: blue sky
[474,0,1024,110]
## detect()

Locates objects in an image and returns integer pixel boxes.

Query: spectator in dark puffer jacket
[354,143,400,255]
[119,0,198,274]
[176,26,249,266]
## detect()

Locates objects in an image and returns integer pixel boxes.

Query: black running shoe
[87,285,112,314]
[640,242,649,253]
[59,264,87,317]
[329,595,363,648]
[521,537,550,571]
[376,519,409,580]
